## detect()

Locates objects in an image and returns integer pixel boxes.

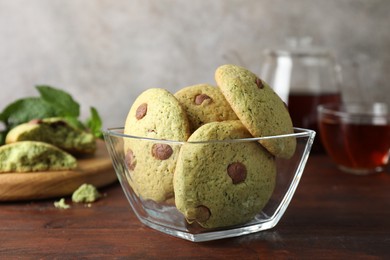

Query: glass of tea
[318,102,390,175]
[261,37,342,153]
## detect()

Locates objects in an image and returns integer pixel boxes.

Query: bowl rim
[317,102,389,119]
[103,127,316,144]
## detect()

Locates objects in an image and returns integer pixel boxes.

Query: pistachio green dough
[54,198,71,209]
[72,183,101,203]
[6,117,96,155]
[0,141,77,172]
[174,121,276,229]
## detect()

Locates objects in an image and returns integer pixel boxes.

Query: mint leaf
[63,116,85,130]
[0,97,56,128]
[0,85,104,145]
[86,106,103,138]
[36,85,80,118]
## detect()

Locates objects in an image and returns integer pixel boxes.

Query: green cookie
[124,88,191,202]
[215,64,296,159]
[174,120,276,229]
[175,84,238,132]
[0,141,77,173]
[6,117,96,155]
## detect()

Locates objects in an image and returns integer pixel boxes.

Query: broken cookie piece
[5,117,96,155]
[0,141,77,173]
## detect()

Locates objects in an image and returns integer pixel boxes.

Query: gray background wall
[1,0,389,128]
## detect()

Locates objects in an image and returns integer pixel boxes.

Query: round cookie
[174,84,238,132]
[215,64,296,159]
[124,88,191,203]
[174,120,276,229]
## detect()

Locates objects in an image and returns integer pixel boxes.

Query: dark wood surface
[1,155,389,259]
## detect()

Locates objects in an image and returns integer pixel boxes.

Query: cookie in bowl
[174,84,238,132]
[124,88,191,203]
[215,64,296,159]
[174,120,276,229]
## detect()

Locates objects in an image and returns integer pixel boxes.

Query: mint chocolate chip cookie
[6,117,96,155]
[215,64,296,158]
[0,141,77,173]
[174,120,276,229]
[124,88,191,202]
[174,84,238,132]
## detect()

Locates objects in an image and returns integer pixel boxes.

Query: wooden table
[1,155,389,259]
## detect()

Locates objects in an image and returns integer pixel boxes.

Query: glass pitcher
[260,37,342,153]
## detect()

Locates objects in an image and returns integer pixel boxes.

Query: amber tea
[288,92,341,153]
[318,103,390,174]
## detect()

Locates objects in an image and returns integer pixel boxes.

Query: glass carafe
[260,38,342,153]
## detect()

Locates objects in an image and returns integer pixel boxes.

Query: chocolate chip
[194,94,212,105]
[193,205,211,222]
[151,143,173,160]
[227,162,247,184]
[136,103,147,120]
[255,77,264,89]
[125,149,136,171]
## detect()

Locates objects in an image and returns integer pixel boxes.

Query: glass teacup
[318,102,390,175]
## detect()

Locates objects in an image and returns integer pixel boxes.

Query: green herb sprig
[0,85,103,145]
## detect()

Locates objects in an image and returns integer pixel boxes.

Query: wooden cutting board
[0,140,118,201]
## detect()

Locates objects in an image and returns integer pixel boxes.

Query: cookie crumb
[72,183,101,203]
[54,198,71,209]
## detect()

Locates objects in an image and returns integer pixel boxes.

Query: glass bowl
[103,127,315,242]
